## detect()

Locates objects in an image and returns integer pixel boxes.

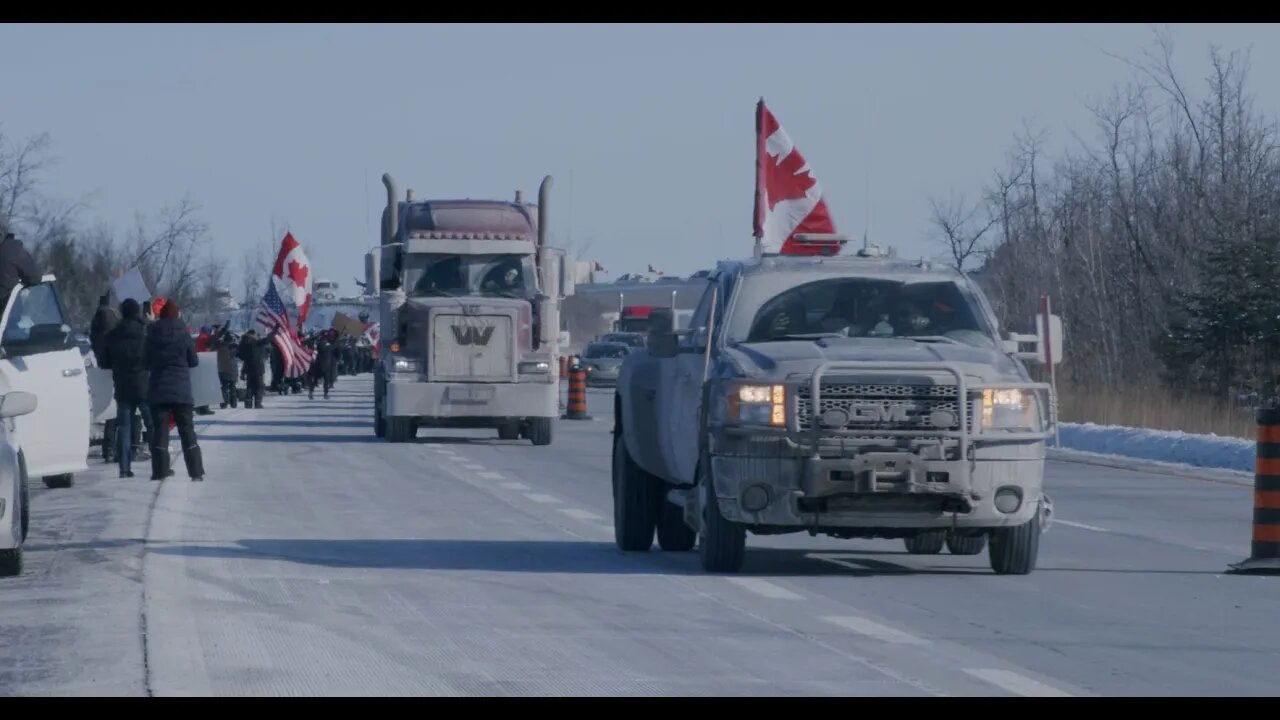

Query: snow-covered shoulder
[1051,421,1255,481]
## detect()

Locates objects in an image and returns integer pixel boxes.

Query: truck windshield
[738,277,995,347]
[405,254,534,299]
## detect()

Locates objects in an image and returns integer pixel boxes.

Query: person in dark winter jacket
[0,230,40,308]
[213,326,239,408]
[144,300,204,481]
[308,329,338,399]
[89,294,119,365]
[236,327,278,408]
[97,298,154,477]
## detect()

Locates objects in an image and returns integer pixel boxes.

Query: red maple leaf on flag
[288,259,309,288]
[764,146,819,212]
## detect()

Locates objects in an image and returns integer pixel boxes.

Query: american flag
[255,279,314,378]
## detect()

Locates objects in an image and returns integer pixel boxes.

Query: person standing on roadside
[97,298,154,478]
[144,299,204,481]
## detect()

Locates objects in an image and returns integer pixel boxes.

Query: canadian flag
[271,232,313,325]
[753,99,839,255]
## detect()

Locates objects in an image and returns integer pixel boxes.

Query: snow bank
[1055,422,1256,474]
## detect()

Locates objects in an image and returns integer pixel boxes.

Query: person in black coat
[0,229,40,308]
[144,299,204,481]
[89,294,119,366]
[308,329,338,399]
[97,298,155,477]
[236,327,278,408]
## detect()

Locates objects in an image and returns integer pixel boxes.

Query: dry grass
[1056,382,1256,440]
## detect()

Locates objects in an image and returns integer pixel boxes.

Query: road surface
[2,375,1278,696]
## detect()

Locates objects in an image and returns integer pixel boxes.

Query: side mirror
[647,307,678,358]
[364,252,381,295]
[559,254,576,298]
[1008,313,1064,365]
[0,390,37,419]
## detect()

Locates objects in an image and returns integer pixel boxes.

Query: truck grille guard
[788,361,1057,462]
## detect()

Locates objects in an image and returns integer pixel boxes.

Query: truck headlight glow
[728,383,786,427]
[981,388,1037,431]
[392,357,420,373]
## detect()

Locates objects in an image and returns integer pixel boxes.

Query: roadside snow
[1053,421,1255,474]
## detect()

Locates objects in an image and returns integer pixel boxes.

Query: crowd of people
[90,297,376,481]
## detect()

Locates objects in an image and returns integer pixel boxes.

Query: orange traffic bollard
[1229,407,1280,574]
[561,356,592,420]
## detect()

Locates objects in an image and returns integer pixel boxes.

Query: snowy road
[4,375,1280,696]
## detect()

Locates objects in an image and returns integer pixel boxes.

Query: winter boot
[150,447,171,481]
[183,443,205,481]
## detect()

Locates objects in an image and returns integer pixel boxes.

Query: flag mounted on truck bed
[753,98,839,256]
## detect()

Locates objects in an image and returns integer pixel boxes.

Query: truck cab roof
[400,199,537,241]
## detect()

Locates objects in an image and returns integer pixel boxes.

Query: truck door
[0,280,90,479]
[664,276,723,485]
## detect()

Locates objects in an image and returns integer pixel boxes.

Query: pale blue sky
[2,23,1278,292]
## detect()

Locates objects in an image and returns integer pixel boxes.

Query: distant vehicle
[581,341,630,387]
[599,332,644,348]
[0,391,38,576]
[612,237,1060,574]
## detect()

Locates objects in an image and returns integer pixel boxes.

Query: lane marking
[500,481,530,491]
[558,508,604,521]
[524,493,560,504]
[1056,519,1110,533]
[808,553,872,572]
[463,464,485,471]
[446,455,467,462]
[479,472,505,480]
[964,668,1073,697]
[724,578,805,600]
[822,615,929,646]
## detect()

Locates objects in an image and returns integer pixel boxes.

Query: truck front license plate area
[445,385,495,404]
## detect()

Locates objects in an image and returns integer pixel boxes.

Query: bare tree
[928,192,997,272]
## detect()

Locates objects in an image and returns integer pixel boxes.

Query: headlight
[980,389,1038,431]
[519,361,551,374]
[392,357,420,373]
[727,383,786,427]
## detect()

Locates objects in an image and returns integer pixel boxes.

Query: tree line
[933,29,1280,405]
[0,127,279,330]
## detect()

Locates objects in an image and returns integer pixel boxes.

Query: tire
[527,417,553,446]
[0,548,21,577]
[612,431,659,551]
[385,418,414,443]
[945,532,987,555]
[903,529,946,554]
[42,474,73,490]
[497,423,520,441]
[20,476,28,542]
[657,498,696,551]
[988,512,1041,575]
[698,478,745,572]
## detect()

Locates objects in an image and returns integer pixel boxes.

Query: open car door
[0,277,90,484]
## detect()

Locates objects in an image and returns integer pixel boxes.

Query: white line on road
[964,668,1073,697]
[524,493,561,504]
[558,508,604,521]
[822,615,930,645]
[500,481,530,491]
[1055,519,1111,533]
[724,578,805,600]
[463,464,485,471]
[479,472,505,480]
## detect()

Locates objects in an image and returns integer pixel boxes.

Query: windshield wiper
[759,333,845,342]
[904,335,963,345]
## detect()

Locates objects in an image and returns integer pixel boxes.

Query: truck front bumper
[708,451,1045,530]
[385,379,557,420]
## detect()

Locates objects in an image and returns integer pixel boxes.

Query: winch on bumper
[703,361,1056,535]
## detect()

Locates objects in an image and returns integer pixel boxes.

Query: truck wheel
[497,423,520,440]
[988,513,1041,575]
[0,548,22,577]
[657,498,696,551]
[20,478,28,541]
[385,418,414,443]
[903,530,945,554]
[698,480,745,572]
[528,418,553,446]
[612,431,658,551]
[42,474,73,490]
[945,532,987,555]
